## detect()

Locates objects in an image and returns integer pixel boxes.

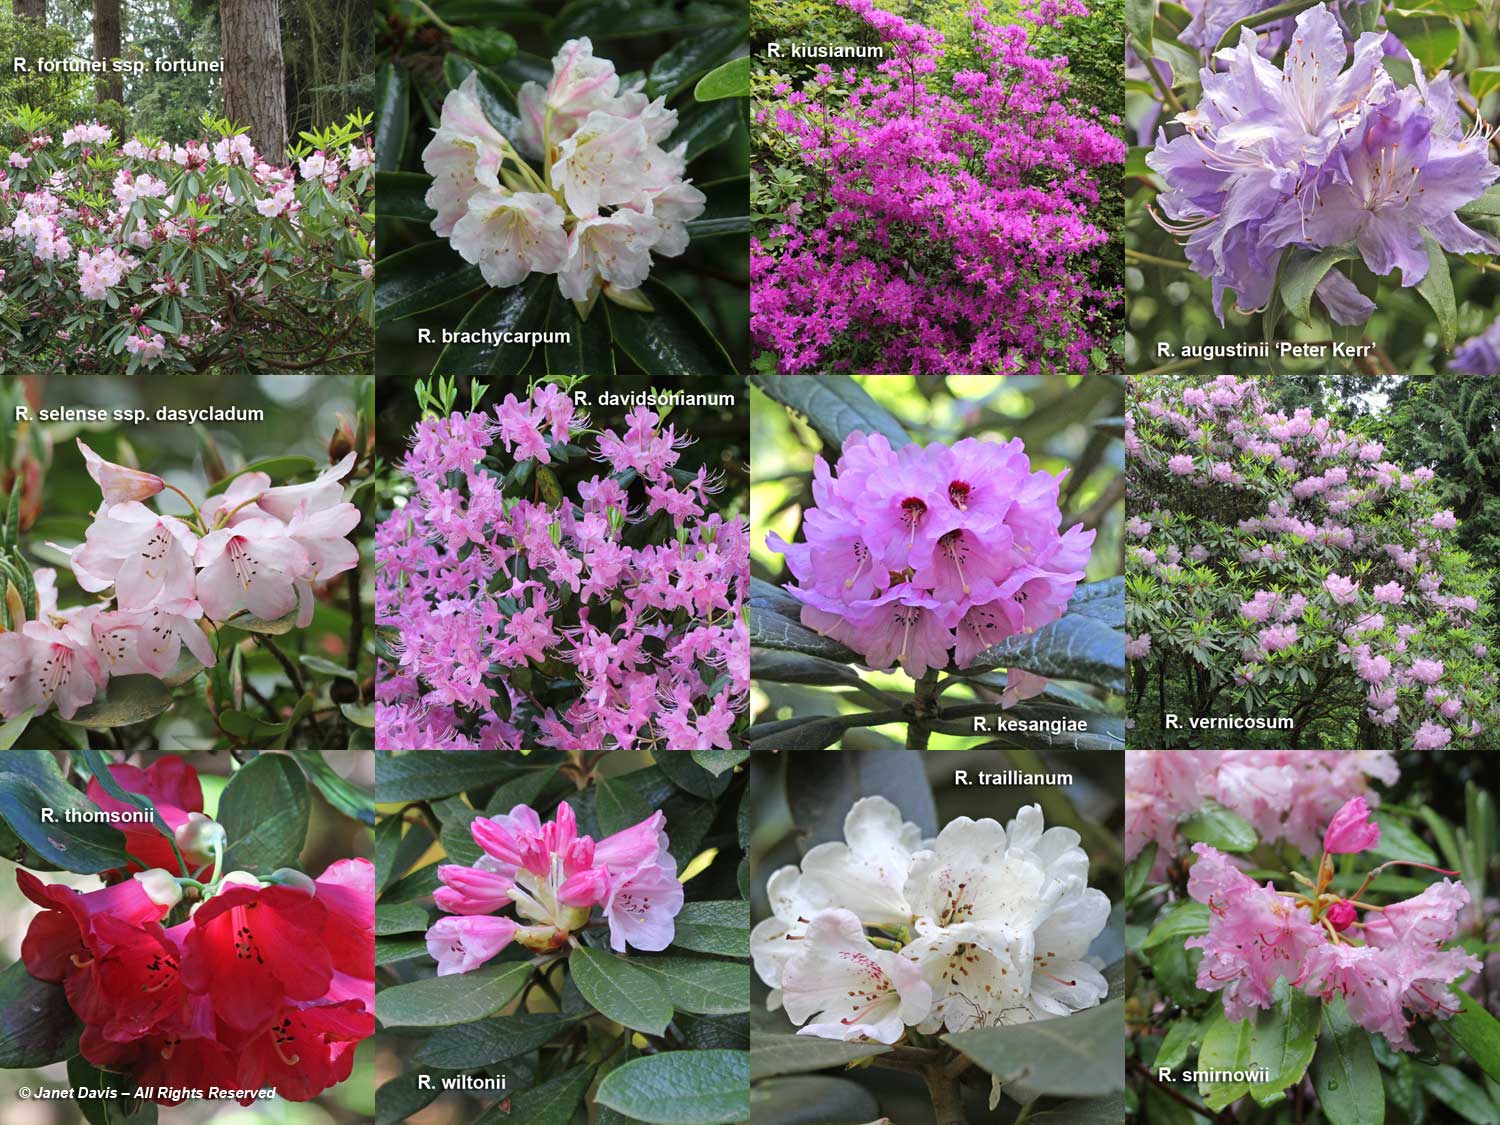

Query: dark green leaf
[1314,997,1384,1125]
[69,675,173,730]
[1448,990,1500,1084]
[749,649,862,689]
[1198,1005,1252,1110]
[943,999,1125,1096]
[0,753,131,873]
[1141,901,1211,949]
[376,901,431,935]
[607,280,737,376]
[1178,803,1257,853]
[1021,1093,1128,1125]
[655,751,730,797]
[476,1065,592,1125]
[596,1050,749,1125]
[1422,1064,1500,1124]
[1155,1017,1201,1074]
[749,1034,889,1080]
[596,775,655,837]
[220,753,310,873]
[786,748,938,845]
[70,1055,157,1125]
[549,0,739,40]
[375,938,427,966]
[690,748,747,776]
[1368,811,1439,866]
[286,750,374,825]
[964,581,1125,691]
[435,274,553,375]
[374,64,409,173]
[376,1071,442,1125]
[630,957,749,1014]
[648,24,744,101]
[685,176,750,239]
[571,946,674,1035]
[484,766,562,814]
[748,1076,878,1125]
[672,900,750,957]
[416,1012,579,1068]
[0,960,80,1067]
[375,171,436,224]
[674,99,743,161]
[377,960,531,1027]
[1124,841,1157,904]
[376,240,484,322]
[694,55,749,100]
[749,371,909,450]
[1384,14,1460,72]
[748,714,847,750]
[545,293,615,375]
[1415,229,1457,349]
[443,54,523,135]
[376,751,521,800]
[450,26,518,66]
[1278,245,1361,324]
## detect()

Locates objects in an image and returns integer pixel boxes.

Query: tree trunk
[13,0,46,23]
[220,0,287,160]
[93,0,123,103]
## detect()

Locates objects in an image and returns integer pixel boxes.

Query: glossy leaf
[749,1034,889,1080]
[219,752,310,873]
[647,24,746,100]
[1313,997,1384,1125]
[571,946,673,1035]
[374,64,409,172]
[943,999,1125,1096]
[1141,901,1211,949]
[443,54,524,136]
[963,580,1125,690]
[686,176,750,239]
[1198,1005,1253,1111]
[750,370,909,450]
[434,274,553,375]
[1178,802,1258,852]
[0,753,131,873]
[375,171,436,224]
[1278,245,1359,324]
[545,292,615,374]
[377,960,531,1027]
[607,280,736,375]
[1246,979,1320,1106]
[675,100,743,161]
[1448,990,1500,1084]
[1422,1064,1500,1124]
[749,1076,878,1125]
[672,900,750,957]
[695,55,749,100]
[1368,810,1439,865]
[376,751,521,800]
[375,902,430,936]
[596,1049,750,1125]
[375,240,484,322]
[0,960,80,1068]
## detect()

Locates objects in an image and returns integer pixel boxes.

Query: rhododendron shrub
[375,378,748,751]
[750,373,1124,749]
[1126,750,1500,1120]
[1127,374,1500,749]
[751,0,1124,374]
[375,749,749,1123]
[1125,0,1500,374]
[0,751,374,1114]
[750,750,1124,1121]
[0,107,374,374]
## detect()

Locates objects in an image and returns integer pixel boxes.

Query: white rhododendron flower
[752,796,1111,1044]
[421,39,705,311]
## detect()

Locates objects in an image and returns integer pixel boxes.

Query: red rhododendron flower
[85,754,210,876]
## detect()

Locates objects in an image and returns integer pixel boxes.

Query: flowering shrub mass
[422,39,706,311]
[1188,801,1477,1052]
[376,383,748,750]
[1127,375,1499,749]
[0,442,360,722]
[16,756,374,1104]
[1126,749,1398,880]
[769,430,1094,679]
[426,800,682,973]
[752,795,1109,1042]
[0,109,374,373]
[1147,6,1499,327]
[751,0,1124,374]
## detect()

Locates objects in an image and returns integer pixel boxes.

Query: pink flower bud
[1323,796,1380,855]
[1325,901,1356,931]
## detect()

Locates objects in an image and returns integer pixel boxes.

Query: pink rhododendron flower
[1323,797,1380,854]
[1413,721,1453,750]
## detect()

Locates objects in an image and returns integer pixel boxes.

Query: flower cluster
[751,0,1123,374]
[422,40,706,309]
[769,431,1094,679]
[0,441,361,722]
[1186,797,1478,1051]
[375,383,747,750]
[1128,374,1499,748]
[1126,750,1399,880]
[0,113,374,373]
[1147,6,1499,325]
[17,757,373,1104]
[752,797,1109,1043]
[426,800,683,972]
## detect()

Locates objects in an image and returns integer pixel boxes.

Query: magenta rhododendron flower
[1322,796,1380,854]
[425,802,682,972]
[768,430,1093,679]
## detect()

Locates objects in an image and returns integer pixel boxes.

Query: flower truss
[1187,797,1478,1052]
[1126,750,1399,880]
[425,800,683,972]
[0,110,374,373]
[752,796,1109,1045]
[422,38,706,314]
[1146,5,1498,326]
[375,383,748,750]
[751,0,1124,374]
[0,443,360,722]
[17,756,374,1104]
[768,430,1094,679]
[1127,374,1499,748]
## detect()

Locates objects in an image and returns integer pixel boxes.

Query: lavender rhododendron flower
[1187,841,1478,1050]
[375,384,747,751]
[1147,6,1499,325]
[426,802,683,974]
[421,40,705,312]
[1450,320,1500,374]
[752,797,1109,1044]
[768,431,1094,679]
